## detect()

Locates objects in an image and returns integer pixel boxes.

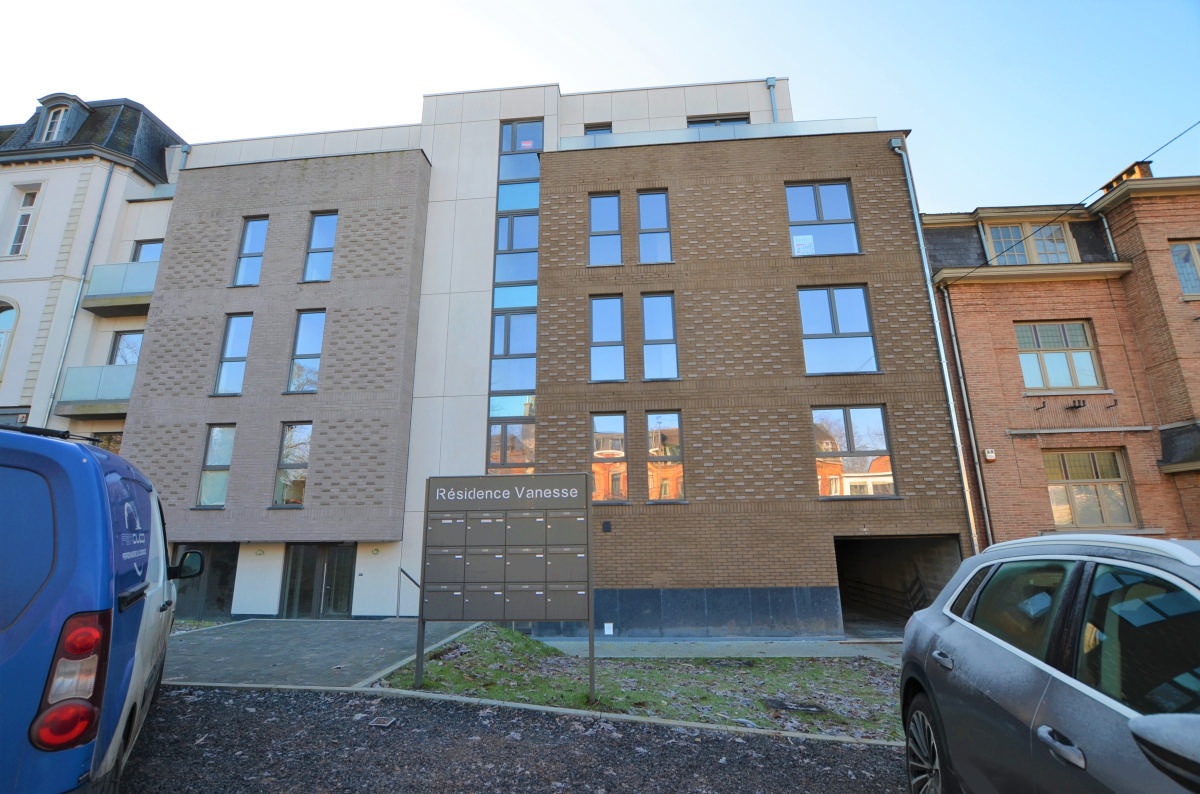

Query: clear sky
[4,0,1197,213]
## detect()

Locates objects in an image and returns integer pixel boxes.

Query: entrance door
[280,543,356,618]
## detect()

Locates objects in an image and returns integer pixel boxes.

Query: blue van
[0,425,201,792]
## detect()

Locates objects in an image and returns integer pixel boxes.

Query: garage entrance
[835,535,963,629]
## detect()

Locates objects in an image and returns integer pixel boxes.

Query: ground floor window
[1043,449,1134,528]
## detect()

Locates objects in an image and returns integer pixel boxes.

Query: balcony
[54,364,136,418]
[81,261,157,316]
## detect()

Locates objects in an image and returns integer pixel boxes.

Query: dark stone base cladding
[532,586,842,638]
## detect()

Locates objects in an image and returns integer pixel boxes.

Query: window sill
[647,500,688,505]
[818,495,903,501]
[268,504,304,510]
[638,260,675,266]
[588,262,623,268]
[805,370,881,377]
[209,392,243,398]
[300,279,331,284]
[589,379,628,384]
[643,377,681,383]
[1023,388,1114,397]
[228,283,258,288]
[191,505,225,511]
[791,252,862,259]
[283,390,317,396]
[1182,293,1200,302]
[593,500,631,506]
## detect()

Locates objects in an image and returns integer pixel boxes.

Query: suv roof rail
[0,424,100,444]
[984,532,1200,567]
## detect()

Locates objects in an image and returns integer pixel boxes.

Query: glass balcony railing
[82,262,157,315]
[58,364,137,403]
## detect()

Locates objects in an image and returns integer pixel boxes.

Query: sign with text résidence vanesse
[426,474,589,512]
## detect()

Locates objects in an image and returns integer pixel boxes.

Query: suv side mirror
[168,549,204,580]
[1129,713,1200,793]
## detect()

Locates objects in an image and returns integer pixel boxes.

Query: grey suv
[901,533,1200,793]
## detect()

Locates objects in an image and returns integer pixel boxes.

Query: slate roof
[0,97,186,185]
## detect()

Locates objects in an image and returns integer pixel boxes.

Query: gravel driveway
[123,686,906,793]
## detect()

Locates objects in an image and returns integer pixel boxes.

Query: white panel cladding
[449,197,496,294]
[411,293,450,398]
[230,544,285,615]
[351,542,405,617]
[442,289,491,396]
[418,202,456,295]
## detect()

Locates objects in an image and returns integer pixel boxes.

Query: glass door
[280,543,356,618]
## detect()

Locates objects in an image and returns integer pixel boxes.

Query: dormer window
[41,106,67,142]
[987,222,1073,265]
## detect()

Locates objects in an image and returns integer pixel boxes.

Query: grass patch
[383,624,901,742]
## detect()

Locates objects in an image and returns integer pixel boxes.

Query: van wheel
[905,692,955,794]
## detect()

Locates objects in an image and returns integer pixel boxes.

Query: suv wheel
[905,692,950,794]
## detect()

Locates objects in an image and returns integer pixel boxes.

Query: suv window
[1074,564,1200,714]
[0,465,55,627]
[970,560,1073,661]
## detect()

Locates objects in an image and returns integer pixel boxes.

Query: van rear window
[0,465,55,628]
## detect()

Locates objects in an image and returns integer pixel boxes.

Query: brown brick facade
[537,134,973,599]
[123,151,430,543]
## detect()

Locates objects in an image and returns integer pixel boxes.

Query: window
[215,314,253,395]
[288,311,325,392]
[1171,242,1200,295]
[798,286,877,374]
[585,124,612,135]
[638,192,672,263]
[589,194,621,266]
[198,425,236,507]
[642,294,678,379]
[592,414,627,502]
[987,223,1071,265]
[302,213,337,282]
[647,412,683,501]
[488,421,535,474]
[970,559,1074,660]
[787,183,859,256]
[8,189,38,256]
[491,312,536,393]
[590,296,624,381]
[687,115,749,127]
[133,240,163,262]
[233,218,268,286]
[1074,564,1200,714]
[274,423,311,506]
[0,303,14,371]
[1044,450,1134,528]
[109,331,143,366]
[500,120,544,153]
[92,432,122,454]
[1016,322,1100,390]
[42,106,67,142]
[813,406,893,497]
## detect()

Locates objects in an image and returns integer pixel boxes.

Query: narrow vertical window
[589,194,621,266]
[1171,242,1200,294]
[642,294,678,379]
[813,406,893,497]
[9,189,38,256]
[215,314,253,395]
[288,310,325,393]
[42,106,67,142]
[0,303,14,373]
[490,312,536,392]
[234,218,268,286]
[647,412,683,501]
[590,296,624,381]
[303,213,338,281]
[638,192,672,263]
[198,425,236,507]
[274,423,312,506]
[591,415,627,502]
[798,286,877,374]
[488,421,535,474]
[109,331,143,366]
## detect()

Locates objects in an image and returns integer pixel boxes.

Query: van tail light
[29,610,111,751]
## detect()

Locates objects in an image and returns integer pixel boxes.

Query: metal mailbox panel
[547,584,589,620]
[547,510,588,544]
[467,512,506,545]
[463,584,505,620]
[427,513,466,546]
[546,546,587,582]
[504,584,546,620]
[505,548,546,582]
[465,549,505,582]
[424,548,465,582]
[423,585,464,620]
[506,512,546,545]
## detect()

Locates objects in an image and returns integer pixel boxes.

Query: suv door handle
[1037,724,1086,770]
[932,649,954,671]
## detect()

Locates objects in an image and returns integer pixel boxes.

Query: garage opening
[835,536,963,634]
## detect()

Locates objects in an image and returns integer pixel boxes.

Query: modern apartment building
[0,93,183,443]
[926,163,1200,545]
[7,80,978,634]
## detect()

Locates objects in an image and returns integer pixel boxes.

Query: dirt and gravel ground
[123,686,907,793]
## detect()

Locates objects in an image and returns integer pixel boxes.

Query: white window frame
[987,222,1075,265]
[41,106,67,142]
[7,188,40,257]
